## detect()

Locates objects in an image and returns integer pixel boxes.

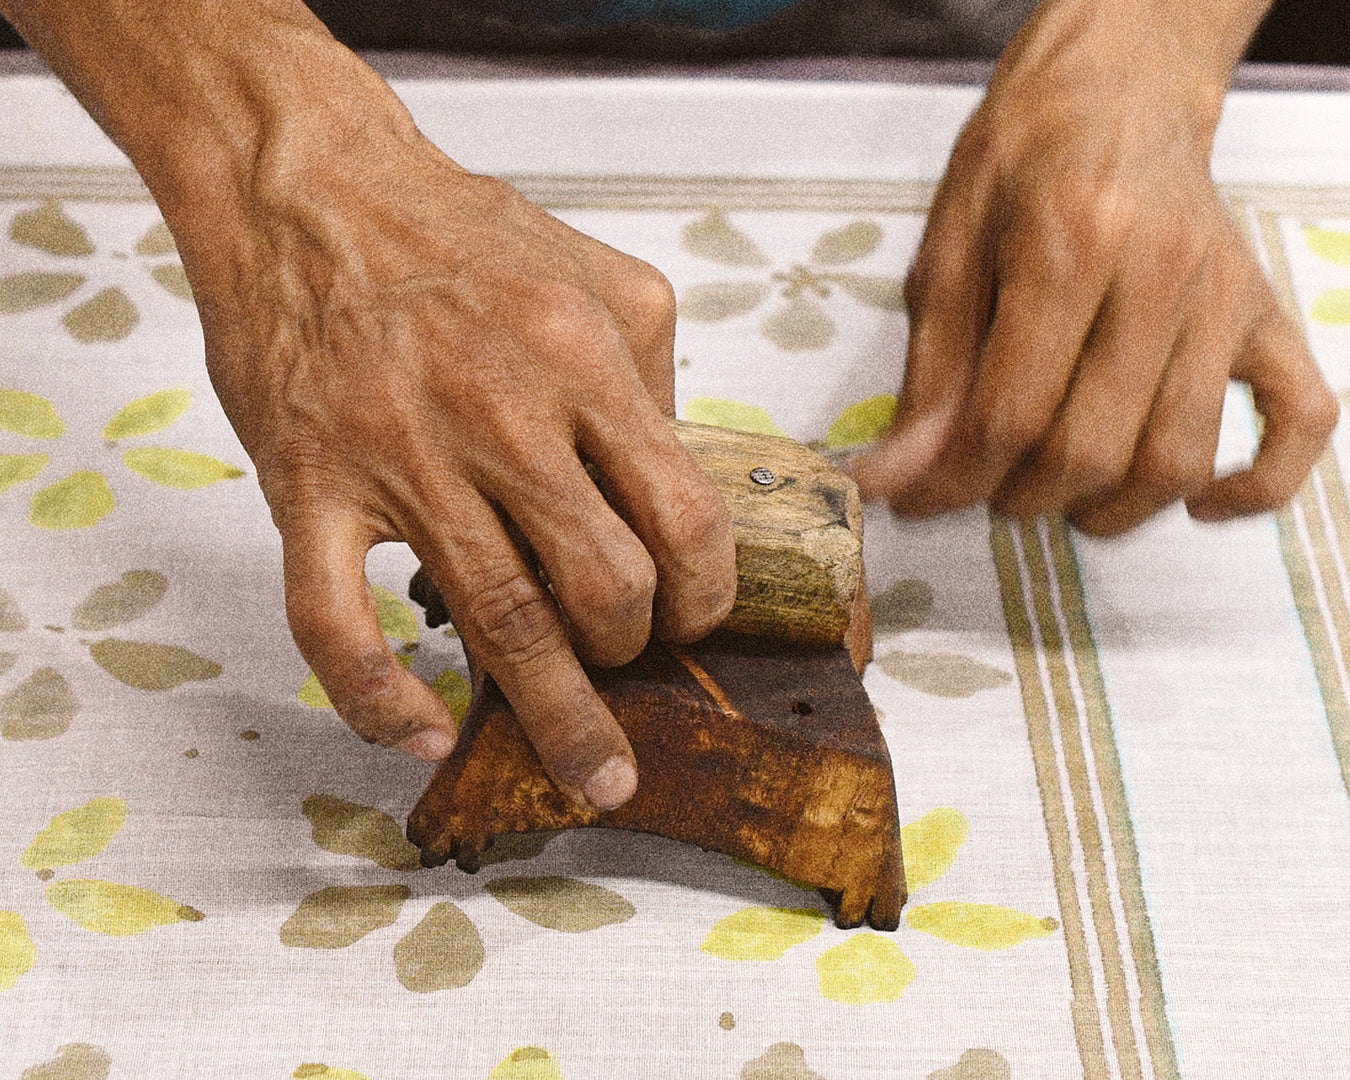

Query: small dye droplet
[36,868,54,882]
[184,748,198,758]
[45,625,65,634]
[718,1012,735,1030]
[240,729,260,742]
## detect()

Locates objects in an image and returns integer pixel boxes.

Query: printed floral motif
[678,209,905,351]
[0,572,221,741]
[281,789,629,992]
[700,808,1057,1004]
[1305,225,1350,326]
[3,797,205,991]
[1,201,189,342]
[0,387,244,530]
[295,584,471,720]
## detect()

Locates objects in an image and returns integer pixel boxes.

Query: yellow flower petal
[816,932,914,1004]
[1306,226,1350,266]
[29,471,114,530]
[0,388,65,438]
[700,906,825,961]
[906,901,1058,950]
[46,879,203,936]
[682,397,786,437]
[373,585,419,643]
[293,1068,373,1080]
[0,910,37,991]
[0,271,85,313]
[487,1047,563,1080]
[303,794,421,872]
[122,447,244,489]
[22,796,128,871]
[900,808,968,891]
[1311,288,1350,326]
[0,453,49,494]
[279,885,409,949]
[103,388,191,442]
[825,394,897,448]
[63,287,139,343]
[297,671,333,709]
[487,876,635,932]
[430,669,471,722]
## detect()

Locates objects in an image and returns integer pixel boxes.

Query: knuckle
[1133,441,1212,497]
[464,567,562,669]
[626,259,677,326]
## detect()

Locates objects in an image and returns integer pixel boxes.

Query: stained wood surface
[408,420,868,657]
[408,630,905,931]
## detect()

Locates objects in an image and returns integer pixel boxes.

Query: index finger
[1187,309,1338,520]
[407,493,639,812]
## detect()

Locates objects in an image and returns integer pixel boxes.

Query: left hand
[855,0,1338,535]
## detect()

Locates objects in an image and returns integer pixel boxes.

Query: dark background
[0,0,1348,64]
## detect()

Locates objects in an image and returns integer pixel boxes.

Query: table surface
[2,59,1350,1080]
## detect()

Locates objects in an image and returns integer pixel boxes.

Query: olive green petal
[303,794,421,872]
[29,471,114,530]
[875,650,1013,698]
[63,287,139,343]
[0,272,85,314]
[0,586,26,631]
[22,796,128,871]
[150,264,193,300]
[88,638,221,690]
[760,299,835,352]
[0,910,37,991]
[103,389,191,441]
[825,394,897,449]
[18,1043,112,1080]
[1,667,78,740]
[869,577,934,633]
[11,200,94,256]
[122,447,244,489]
[0,453,49,495]
[393,902,485,992]
[742,1042,827,1080]
[0,388,65,438]
[678,281,771,323]
[71,570,168,630]
[46,879,203,936]
[280,885,410,949]
[135,221,177,256]
[827,272,906,311]
[810,220,883,265]
[486,876,634,932]
[681,208,770,267]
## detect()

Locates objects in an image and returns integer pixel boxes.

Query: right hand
[169,75,737,810]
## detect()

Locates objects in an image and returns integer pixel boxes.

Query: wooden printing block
[405,422,906,930]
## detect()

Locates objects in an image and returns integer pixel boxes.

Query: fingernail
[583,755,638,811]
[397,728,456,761]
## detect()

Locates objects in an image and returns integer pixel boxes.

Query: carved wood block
[408,630,906,930]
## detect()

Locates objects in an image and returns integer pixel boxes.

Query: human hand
[169,72,735,809]
[854,0,1338,535]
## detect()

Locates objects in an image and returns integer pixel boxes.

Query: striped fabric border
[992,517,1179,1080]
